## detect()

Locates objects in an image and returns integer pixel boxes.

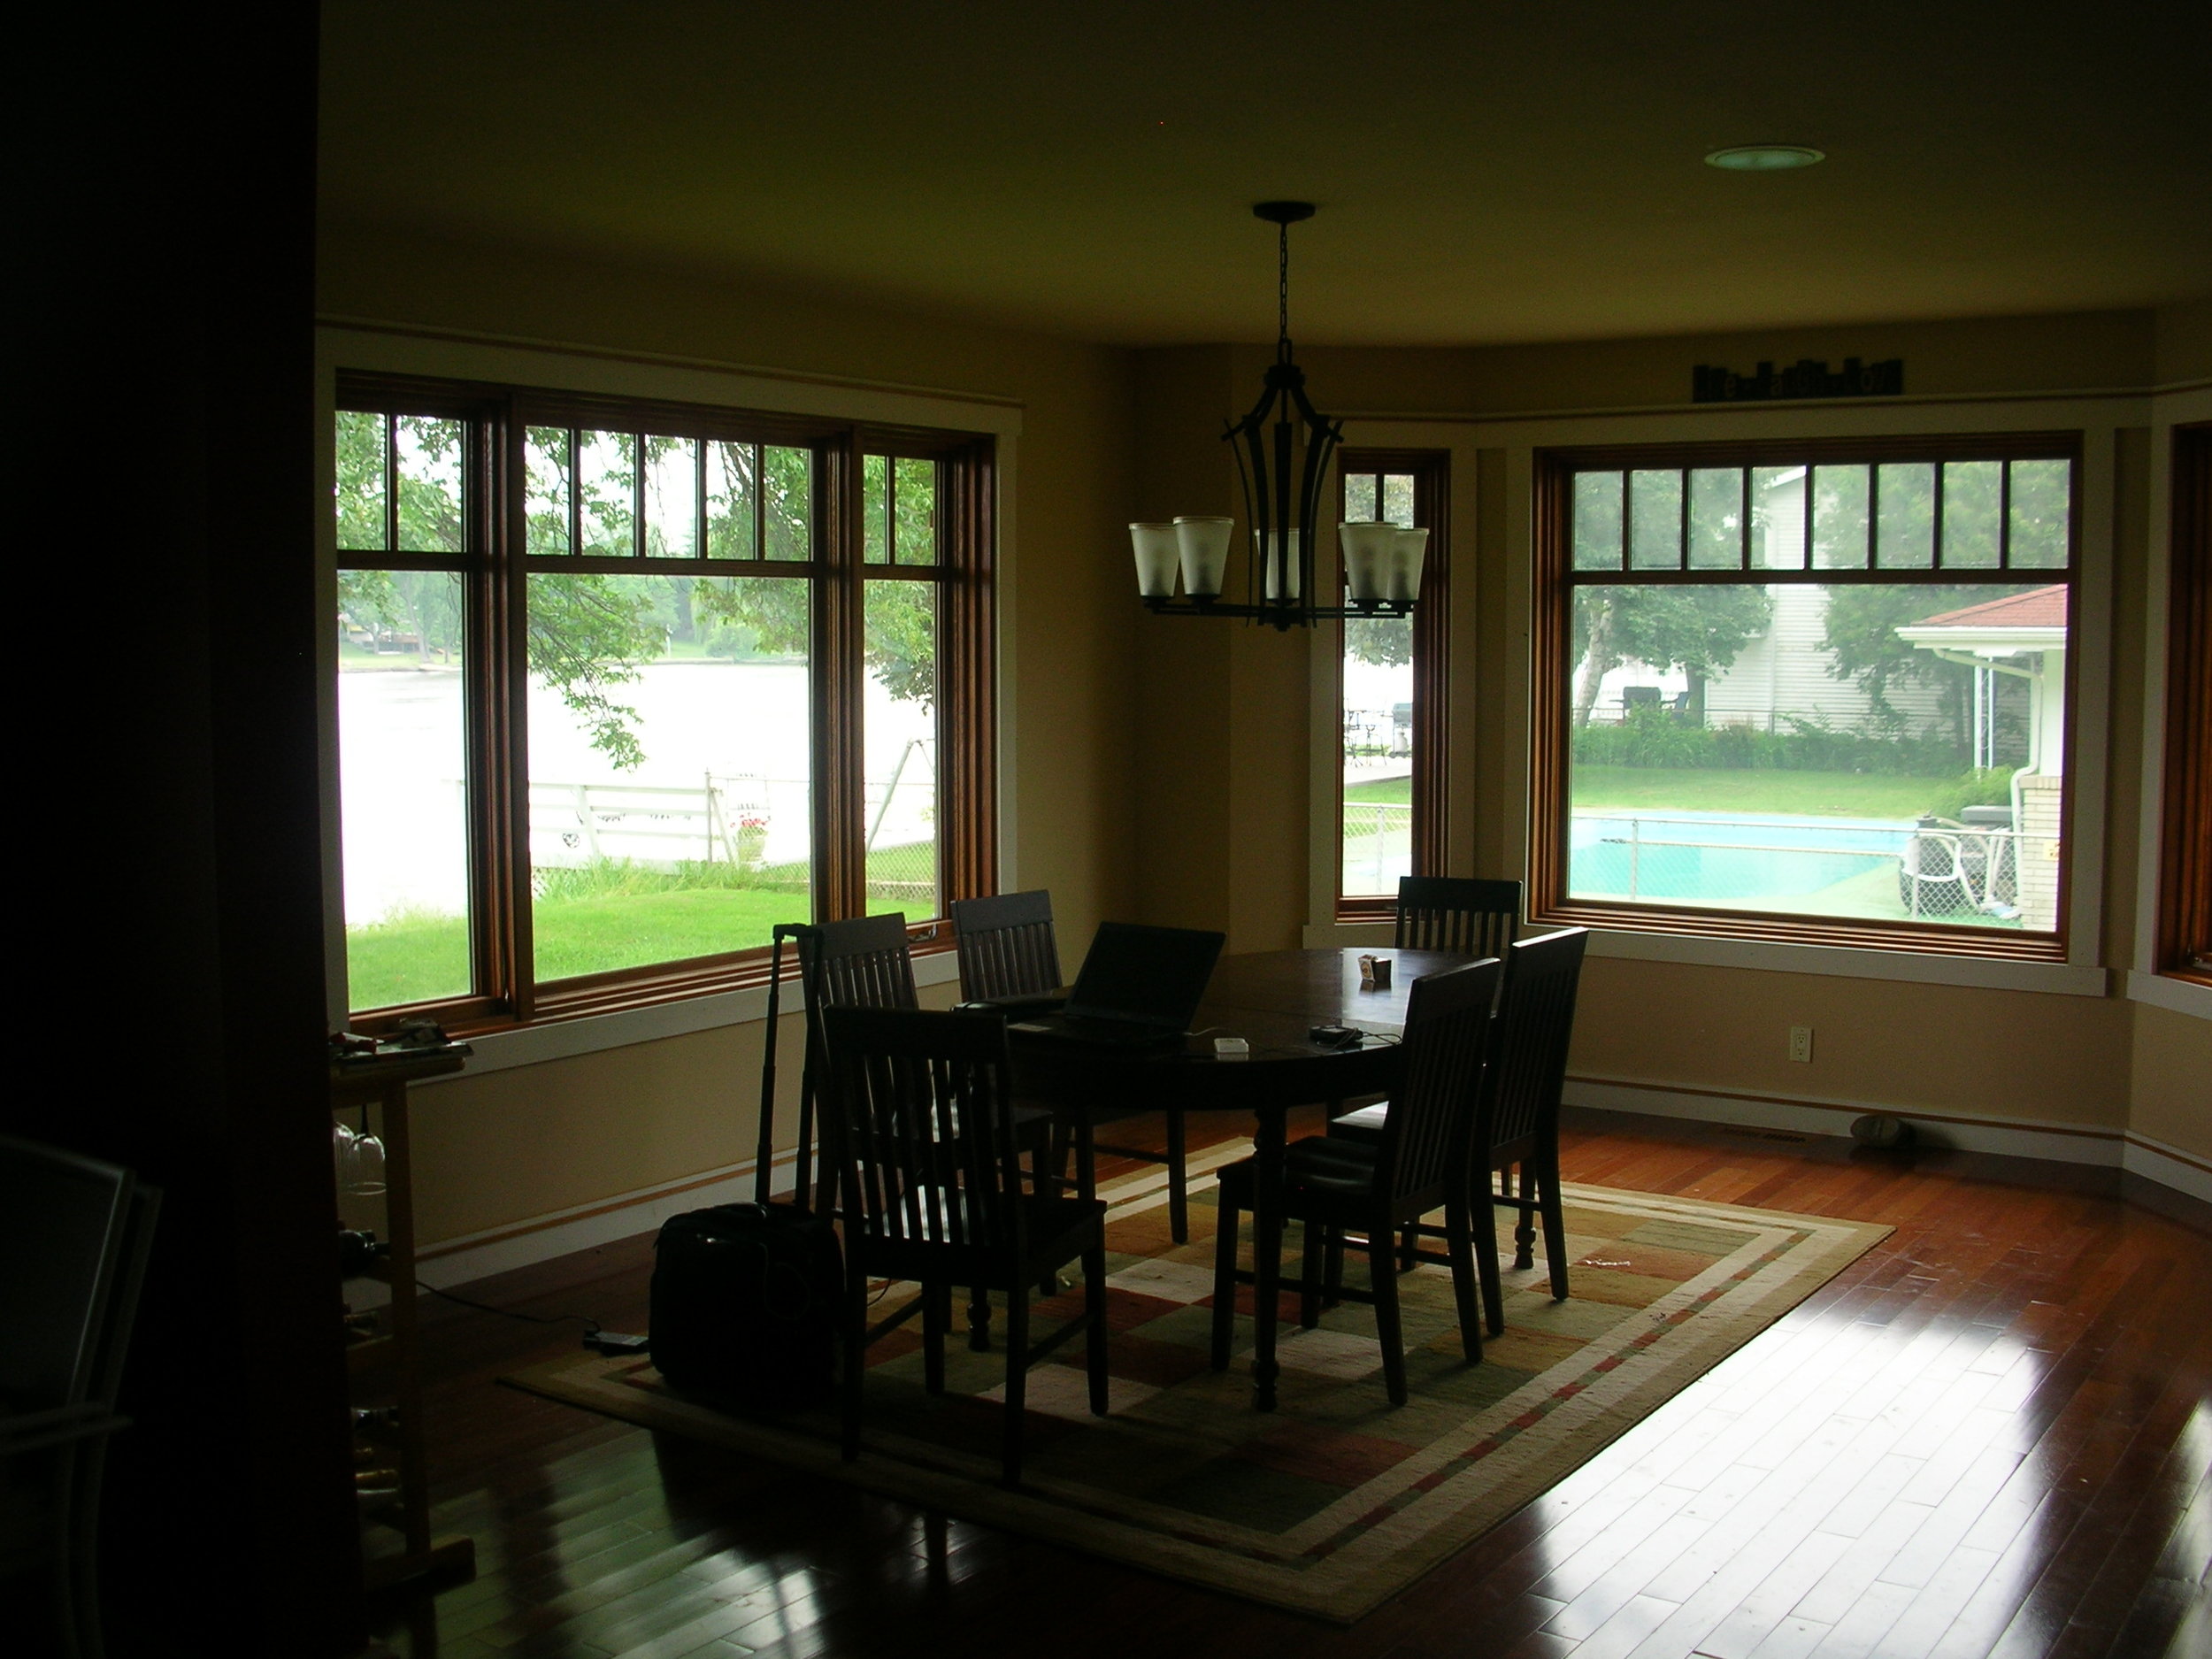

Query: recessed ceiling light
[1705,144,1826,171]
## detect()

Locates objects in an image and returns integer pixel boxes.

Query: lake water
[338,659,935,923]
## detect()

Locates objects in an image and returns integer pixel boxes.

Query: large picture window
[1532,435,2078,957]
[1335,451,1448,920]
[333,377,995,1027]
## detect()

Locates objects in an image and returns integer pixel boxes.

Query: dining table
[1006,945,1471,1410]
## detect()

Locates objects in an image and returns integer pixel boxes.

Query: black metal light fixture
[1130,202,1426,631]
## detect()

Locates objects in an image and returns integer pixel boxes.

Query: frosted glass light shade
[1130,522,1179,596]
[1389,526,1430,603]
[1339,521,1395,603]
[1259,529,1302,601]
[1174,515,1233,597]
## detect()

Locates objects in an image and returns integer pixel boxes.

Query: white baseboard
[357,1084,2202,1307]
[2122,1133,2212,1205]
[344,1153,806,1310]
[1567,1076,2212,1210]
[1563,1075,2131,1165]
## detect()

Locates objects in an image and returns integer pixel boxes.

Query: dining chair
[950,891,1197,1243]
[1322,927,1590,1333]
[788,912,1056,1350]
[1393,874,1523,956]
[0,1136,160,1659]
[818,1004,1110,1486]
[1208,957,1502,1404]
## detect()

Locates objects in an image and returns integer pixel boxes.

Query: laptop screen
[1064,922,1225,1031]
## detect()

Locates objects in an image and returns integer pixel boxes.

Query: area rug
[508,1147,1889,1622]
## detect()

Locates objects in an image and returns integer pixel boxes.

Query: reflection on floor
[372,1106,2212,1659]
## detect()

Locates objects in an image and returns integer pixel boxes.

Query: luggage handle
[757,923,813,1208]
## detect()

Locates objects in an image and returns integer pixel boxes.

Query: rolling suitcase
[648,923,843,1410]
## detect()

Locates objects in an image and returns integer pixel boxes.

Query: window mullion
[817,434,868,921]
[491,407,534,1020]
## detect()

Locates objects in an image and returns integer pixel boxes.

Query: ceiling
[319,2,2212,349]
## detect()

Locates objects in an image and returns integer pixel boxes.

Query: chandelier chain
[1278,219,1292,361]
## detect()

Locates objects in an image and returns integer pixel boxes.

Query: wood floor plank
[363,1110,2212,1659]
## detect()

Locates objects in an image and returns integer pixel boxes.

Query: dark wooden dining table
[1008,946,1470,1410]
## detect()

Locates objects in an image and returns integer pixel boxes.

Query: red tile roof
[1906,584,2067,630]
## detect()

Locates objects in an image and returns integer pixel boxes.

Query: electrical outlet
[1788,1025,1814,1064]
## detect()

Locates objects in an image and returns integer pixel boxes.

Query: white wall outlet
[1788,1026,1814,1064]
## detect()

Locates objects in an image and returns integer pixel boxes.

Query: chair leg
[1299,1217,1324,1329]
[1323,1225,1345,1305]
[1539,1155,1570,1302]
[922,1281,947,1395]
[969,1282,993,1352]
[1513,1161,1537,1271]
[841,1272,869,1462]
[1083,1241,1110,1416]
[1165,1109,1189,1243]
[1476,1183,1506,1337]
[1002,1279,1032,1486]
[1210,1194,1240,1370]
[1445,1193,1484,1364]
[1369,1228,1408,1406]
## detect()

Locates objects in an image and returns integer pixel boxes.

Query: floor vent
[1720,1126,1818,1144]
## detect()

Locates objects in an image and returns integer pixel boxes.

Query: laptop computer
[1006,922,1225,1050]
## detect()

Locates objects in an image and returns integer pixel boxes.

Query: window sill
[408,949,965,1085]
[1586,928,2107,995]
[2126,971,2212,1020]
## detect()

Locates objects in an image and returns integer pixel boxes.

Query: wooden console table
[331,1048,476,1594]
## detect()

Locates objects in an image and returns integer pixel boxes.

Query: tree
[1571,587,1771,725]
[1345,615,1410,669]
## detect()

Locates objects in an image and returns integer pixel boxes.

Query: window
[2159,421,2211,980]
[1335,451,1448,920]
[333,377,995,1027]
[1532,435,2079,956]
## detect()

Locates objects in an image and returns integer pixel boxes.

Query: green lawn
[346,841,940,1011]
[1345,776,1410,805]
[1570,766,1953,818]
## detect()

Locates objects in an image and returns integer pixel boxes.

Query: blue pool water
[1569,811,1914,904]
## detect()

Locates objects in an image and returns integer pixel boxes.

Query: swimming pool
[1569,810,1914,905]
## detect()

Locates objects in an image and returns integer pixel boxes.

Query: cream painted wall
[2131,1003,2212,1160]
[320,233,1136,1247]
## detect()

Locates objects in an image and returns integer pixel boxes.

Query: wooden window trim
[334,376,995,1036]
[1529,434,2083,961]
[2157,421,2212,983]
[1334,450,1448,921]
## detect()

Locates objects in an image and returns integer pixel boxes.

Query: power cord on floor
[416,1280,649,1354]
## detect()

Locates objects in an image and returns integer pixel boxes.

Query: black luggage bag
[648,1201,841,1409]
[648,924,843,1410]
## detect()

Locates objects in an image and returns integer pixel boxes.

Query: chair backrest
[1477,927,1590,1156]
[797,911,918,1017]
[819,1005,1026,1252]
[950,889,1061,1001]
[0,1135,135,1409]
[1371,957,1503,1201]
[1395,876,1523,956]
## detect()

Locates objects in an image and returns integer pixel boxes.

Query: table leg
[1250,1104,1286,1411]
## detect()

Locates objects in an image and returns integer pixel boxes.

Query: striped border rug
[510,1147,1887,1622]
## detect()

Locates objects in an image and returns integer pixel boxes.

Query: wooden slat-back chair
[818,1006,1109,1486]
[1468,927,1589,1328]
[1394,875,1523,956]
[1210,958,1502,1403]
[950,890,1061,1005]
[949,891,1199,1243]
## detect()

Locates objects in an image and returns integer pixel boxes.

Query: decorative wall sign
[1692,357,1903,403]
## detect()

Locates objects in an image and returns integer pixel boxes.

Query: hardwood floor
[366,1109,2212,1659]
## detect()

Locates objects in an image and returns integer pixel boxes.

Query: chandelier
[1130,201,1427,631]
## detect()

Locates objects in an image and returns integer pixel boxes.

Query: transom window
[332,378,994,1028]
[1532,435,2079,956]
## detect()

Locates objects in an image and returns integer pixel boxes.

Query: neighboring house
[1897,584,2070,930]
